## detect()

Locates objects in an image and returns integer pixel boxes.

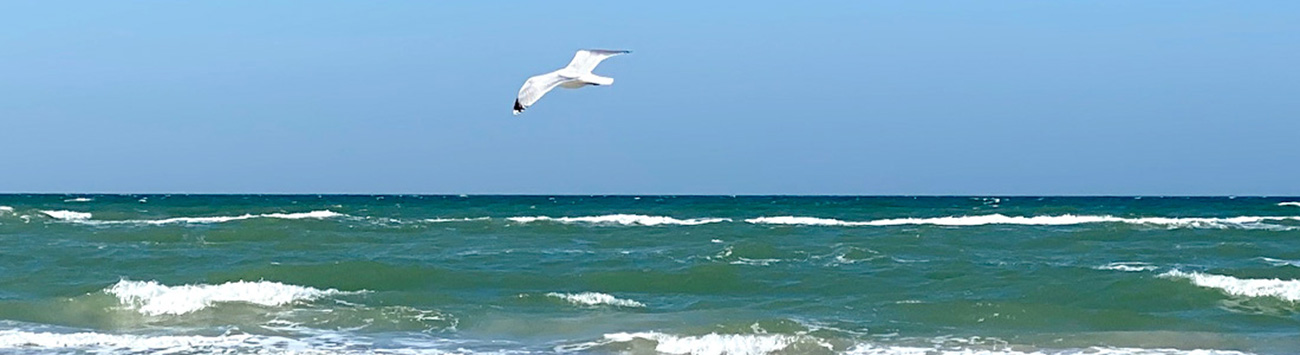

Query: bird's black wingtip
[513,99,525,115]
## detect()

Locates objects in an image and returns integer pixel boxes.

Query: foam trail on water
[1279,202,1300,207]
[1160,270,1300,302]
[39,210,92,221]
[0,330,268,353]
[546,292,645,308]
[596,332,808,355]
[425,217,491,223]
[1260,257,1300,268]
[843,343,1253,355]
[53,210,345,225]
[1095,262,1158,272]
[508,214,730,226]
[747,214,1300,230]
[106,280,356,316]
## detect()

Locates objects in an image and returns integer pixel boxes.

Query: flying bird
[513,49,630,115]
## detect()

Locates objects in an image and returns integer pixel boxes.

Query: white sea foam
[508,214,730,226]
[747,214,1300,229]
[546,292,645,308]
[425,217,491,223]
[0,330,268,353]
[1259,257,1300,268]
[39,210,92,221]
[595,332,811,355]
[0,206,13,214]
[1160,270,1300,302]
[844,343,1252,354]
[745,216,873,226]
[63,197,94,202]
[0,329,455,354]
[53,210,345,225]
[105,280,355,316]
[1277,202,1300,207]
[1095,262,1159,272]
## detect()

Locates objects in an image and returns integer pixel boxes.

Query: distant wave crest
[46,210,345,225]
[1160,270,1300,302]
[40,210,93,221]
[508,214,730,226]
[106,280,358,316]
[546,292,645,308]
[747,214,1300,230]
[1279,202,1300,207]
[1094,262,1158,272]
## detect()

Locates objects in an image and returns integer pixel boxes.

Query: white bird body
[514,49,629,115]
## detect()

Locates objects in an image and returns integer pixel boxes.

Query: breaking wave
[747,214,1300,229]
[507,214,730,226]
[1095,262,1159,272]
[50,210,345,225]
[1160,270,1300,302]
[1277,202,1300,207]
[39,210,92,221]
[546,292,646,308]
[105,280,358,316]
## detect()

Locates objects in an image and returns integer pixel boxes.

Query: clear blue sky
[2,1,1297,195]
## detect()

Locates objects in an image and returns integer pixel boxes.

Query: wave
[1259,257,1300,268]
[424,217,491,223]
[63,197,94,202]
[0,206,13,214]
[1278,202,1300,207]
[747,214,1300,229]
[49,210,345,225]
[39,210,92,221]
[545,292,645,308]
[1160,270,1300,302]
[1094,262,1158,272]
[584,332,815,355]
[0,330,270,354]
[508,214,730,226]
[105,280,358,316]
[843,343,1253,355]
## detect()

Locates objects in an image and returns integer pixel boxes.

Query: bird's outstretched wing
[514,70,572,115]
[564,49,630,74]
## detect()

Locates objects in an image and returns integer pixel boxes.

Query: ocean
[1,195,1298,354]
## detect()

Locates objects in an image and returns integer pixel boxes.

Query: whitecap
[594,332,811,355]
[424,217,491,223]
[1279,202,1300,207]
[744,216,871,226]
[843,343,1252,354]
[105,279,358,316]
[63,197,94,202]
[0,328,456,354]
[1095,262,1159,272]
[0,206,13,214]
[747,214,1300,230]
[1160,270,1300,302]
[0,330,269,353]
[55,210,345,225]
[39,210,92,221]
[1259,257,1300,268]
[508,214,730,226]
[546,292,645,308]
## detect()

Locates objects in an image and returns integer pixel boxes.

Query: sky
[2,1,1297,195]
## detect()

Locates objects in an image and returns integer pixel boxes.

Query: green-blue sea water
[1,195,1299,354]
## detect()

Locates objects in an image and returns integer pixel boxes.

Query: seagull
[513,49,630,115]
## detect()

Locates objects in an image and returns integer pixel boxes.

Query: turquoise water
[1,195,1298,354]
